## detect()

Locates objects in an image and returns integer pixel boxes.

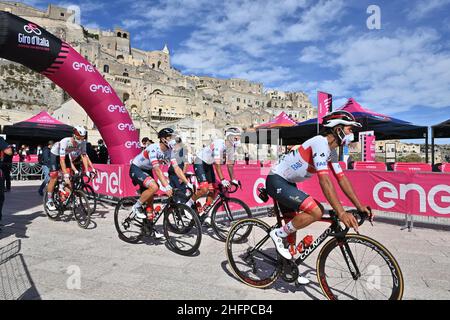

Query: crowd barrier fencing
[9,162,43,181]
[88,164,450,231]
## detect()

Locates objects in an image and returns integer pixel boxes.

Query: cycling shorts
[129,164,154,190]
[266,172,310,216]
[193,158,216,184]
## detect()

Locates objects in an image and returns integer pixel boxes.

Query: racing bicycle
[114,188,202,256]
[225,187,404,300]
[186,174,252,241]
[43,172,92,229]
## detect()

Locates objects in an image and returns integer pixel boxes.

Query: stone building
[0,1,316,153]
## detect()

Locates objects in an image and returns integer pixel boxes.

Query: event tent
[279,98,428,143]
[256,112,297,129]
[431,119,450,165]
[4,111,73,145]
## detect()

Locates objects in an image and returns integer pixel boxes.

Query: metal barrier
[10,162,43,180]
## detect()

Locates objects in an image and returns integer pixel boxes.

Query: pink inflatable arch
[0,11,141,164]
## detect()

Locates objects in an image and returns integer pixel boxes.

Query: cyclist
[267,111,371,261]
[46,126,90,211]
[129,128,191,222]
[186,127,242,224]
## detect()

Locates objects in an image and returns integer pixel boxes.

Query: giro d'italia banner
[0,11,140,164]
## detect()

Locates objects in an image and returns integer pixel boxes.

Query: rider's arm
[81,154,92,172]
[69,155,78,173]
[337,175,365,211]
[318,172,346,218]
[213,162,226,181]
[227,163,235,181]
[153,166,170,188]
[174,164,189,185]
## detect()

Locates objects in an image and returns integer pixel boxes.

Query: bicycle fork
[338,240,361,280]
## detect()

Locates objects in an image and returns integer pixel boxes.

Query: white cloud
[407,0,450,20]
[290,27,450,115]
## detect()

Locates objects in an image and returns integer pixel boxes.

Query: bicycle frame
[249,201,346,267]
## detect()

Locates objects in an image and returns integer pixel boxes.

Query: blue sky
[20,0,450,143]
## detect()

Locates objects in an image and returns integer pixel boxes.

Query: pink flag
[317,92,333,125]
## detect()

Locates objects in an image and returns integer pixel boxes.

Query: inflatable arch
[0,11,141,164]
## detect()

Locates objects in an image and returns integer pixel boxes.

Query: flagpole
[317,91,320,135]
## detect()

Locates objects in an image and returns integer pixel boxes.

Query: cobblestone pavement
[0,181,449,300]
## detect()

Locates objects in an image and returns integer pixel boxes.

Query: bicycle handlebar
[329,207,373,238]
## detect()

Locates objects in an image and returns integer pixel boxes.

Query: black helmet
[158,128,174,139]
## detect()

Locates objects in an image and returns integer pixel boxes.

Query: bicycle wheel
[317,234,404,300]
[211,197,252,241]
[226,218,281,288]
[72,190,91,229]
[43,185,62,220]
[114,198,144,243]
[163,203,202,256]
[83,184,97,214]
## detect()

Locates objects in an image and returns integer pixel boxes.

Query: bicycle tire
[83,184,97,214]
[211,197,252,241]
[72,190,91,229]
[114,198,144,244]
[226,218,281,289]
[43,185,62,220]
[163,203,202,256]
[317,234,404,300]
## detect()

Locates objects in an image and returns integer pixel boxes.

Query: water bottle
[296,235,314,254]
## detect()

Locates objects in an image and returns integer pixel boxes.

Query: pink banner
[317,91,332,125]
[364,135,376,162]
[92,164,450,218]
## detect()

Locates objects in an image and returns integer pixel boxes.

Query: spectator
[244,152,250,165]
[19,145,29,162]
[168,137,189,200]
[1,144,13,192]
[86,142,99,164]
[97,139,109,164]
[0,137,13,227]
[141,137,150,149]
[38,140,53,196]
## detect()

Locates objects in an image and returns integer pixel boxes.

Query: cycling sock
[276,221,297,238]
[134,200,143,209]
[47,192,53,200]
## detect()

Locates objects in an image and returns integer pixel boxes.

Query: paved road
[0,181,449,300]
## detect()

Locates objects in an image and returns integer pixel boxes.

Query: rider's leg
[275,197,322,238]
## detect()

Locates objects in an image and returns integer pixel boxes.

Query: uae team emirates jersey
[132,143,178,171]
[271,135,344,183]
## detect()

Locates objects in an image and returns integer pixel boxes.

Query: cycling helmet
[158,128,174,139]
[322,110,362,128]
[225,127,242,138]
[73,125,87,140]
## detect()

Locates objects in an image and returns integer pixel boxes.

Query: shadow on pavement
[0,240,41,300]
[220,259,325,300]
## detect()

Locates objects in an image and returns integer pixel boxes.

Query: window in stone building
[60,12,65,17]
[123,33,128,39]
[237,98,240,102]
[152,63,155,69]
[117,32,122,37]
[103,65,109,73]
[158,61,161,69]
[123,72,129,77]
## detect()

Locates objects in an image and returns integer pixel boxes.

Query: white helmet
[225,127,242,148]
[322,110,362,128]
[225,127,242,138]
[73,125,87,141]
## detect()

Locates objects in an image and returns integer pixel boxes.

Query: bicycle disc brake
[281,259,299,283]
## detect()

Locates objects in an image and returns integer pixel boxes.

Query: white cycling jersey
[271,135,344,183]
[132,143,178,171]
[51,137,86,157]
[197,139,236,165]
